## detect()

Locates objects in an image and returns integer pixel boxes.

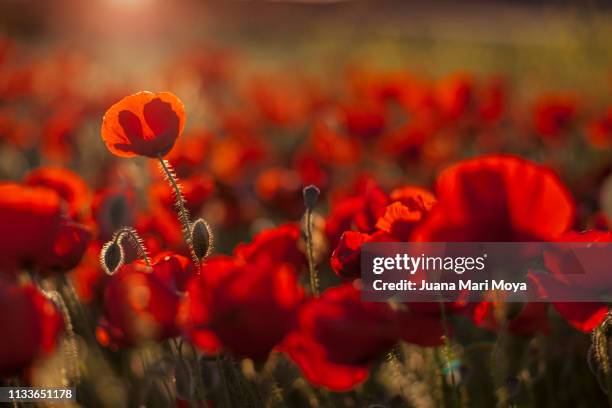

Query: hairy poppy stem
[304,208,319,296]
[44,290,80,385]
[113,227,150,267]
[591,311,612,408]
[438,301,461,408]
[157,156,200,267]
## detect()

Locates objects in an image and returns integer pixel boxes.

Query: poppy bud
[303,185,320,210]
[100,240,124,275]
[190,218,213,260]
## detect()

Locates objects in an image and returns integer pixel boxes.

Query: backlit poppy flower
[97,254,195,348]
[181,255,304,360]
[101,91,185,158]
[282,284,444,391]
[0,280,64,376]
[24,166,90,219]
[413,155,575,242]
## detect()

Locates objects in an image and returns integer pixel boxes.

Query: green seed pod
[191,218,213,260]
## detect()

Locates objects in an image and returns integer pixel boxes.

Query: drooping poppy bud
[100,240,124,275]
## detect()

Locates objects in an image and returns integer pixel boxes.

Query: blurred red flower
[532,93,579,141]
[101,91,185,158]
[0,280,64,376]
[181,255,304,360]
[24,166,90,220]
[413,155,575,241]
[233,223,306,271]
[282,284,444,391]
[537,230,611,332]
[97,254,195,348]
[0,183,90,274]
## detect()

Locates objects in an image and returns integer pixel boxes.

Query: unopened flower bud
[191,218,213,260]
[100,240,124,275]
[303,185,320,210]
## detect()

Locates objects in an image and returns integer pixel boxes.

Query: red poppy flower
[585,106,612,149]
[532,93,578,141]
[0,280,64,376]
[413,155,575,242]
[340,102,386,140]
[24,166,90,219]
[375,202,424,241]
[38,217,92,275]
[435,73,473,122]
[325,178,389,248]
[97,254,195,348]
[537,230,611,332]
[233,223,306,271]
[0,183,89,274]
[311,121,362,165]
[101,91,185,158]
[181,255,304,360]
[282,284,444,391]
[330,231,393,280]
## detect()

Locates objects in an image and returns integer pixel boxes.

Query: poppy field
[2,1,612,407]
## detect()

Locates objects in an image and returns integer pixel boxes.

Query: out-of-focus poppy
[38,218,92,275]
[340,102,386,140]
[413,155,575,242]
[537,230,611,332]
[233,223,306,271]
[181,255,304,360]
[325,177,389,248]
[330,231,372,280]
[435,73,473,122]
[0,183,89,273]
[97,254,195,348]
[586,107,612,149]
[282,284,444,391]
[310,121,362,165]
[0,280,64,376]
[150,174,215,215]
[24,166,90,219]
[532,93,579,141]
[101,91,185,158]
